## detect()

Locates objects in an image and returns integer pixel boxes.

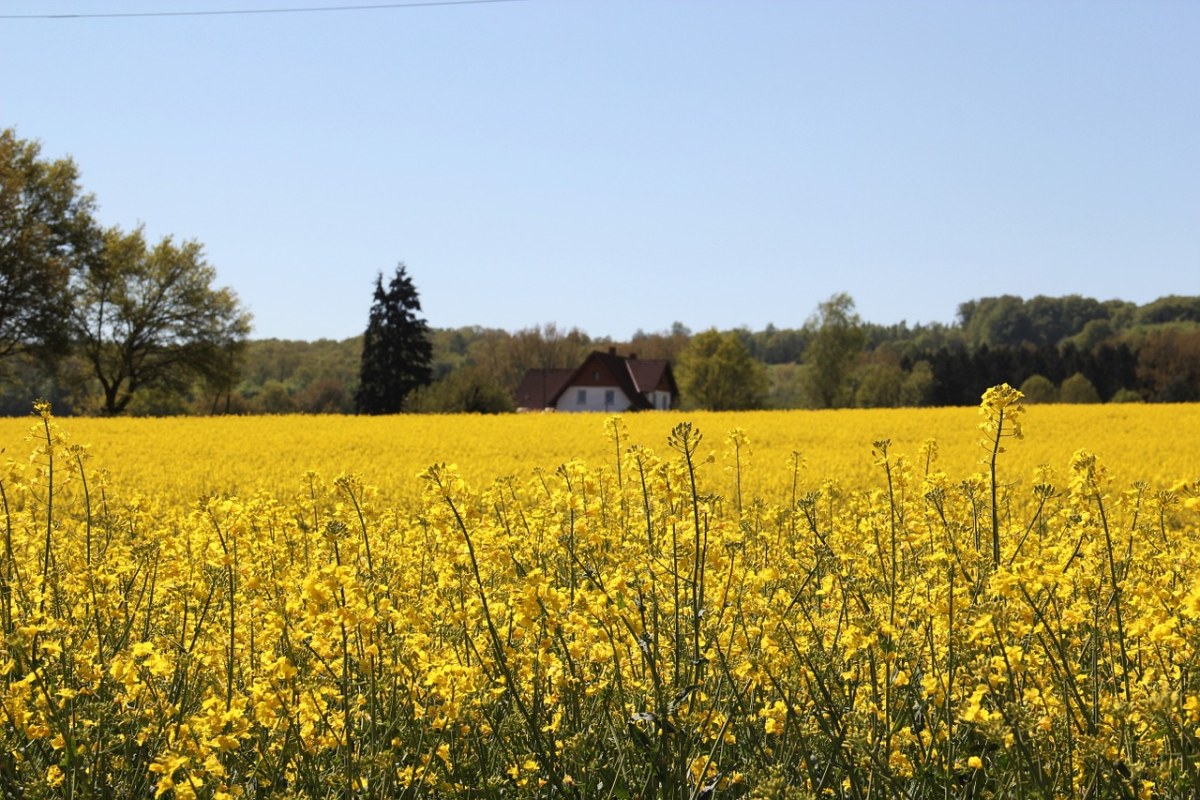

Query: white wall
[645,390,672,410]
[554,385,634,413]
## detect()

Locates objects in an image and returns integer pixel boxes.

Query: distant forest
[3,293,1199,415]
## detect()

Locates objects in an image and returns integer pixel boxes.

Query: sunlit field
[1,396,1198,798]
[0,402,1193,507]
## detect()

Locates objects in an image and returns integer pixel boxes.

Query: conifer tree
[354,264,432,414]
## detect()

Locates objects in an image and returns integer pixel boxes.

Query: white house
[515,348,679,412]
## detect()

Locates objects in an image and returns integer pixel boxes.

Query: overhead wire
[0,0,527,20]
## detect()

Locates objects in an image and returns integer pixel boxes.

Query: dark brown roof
[514,368,575,410]
[628,358,678,397]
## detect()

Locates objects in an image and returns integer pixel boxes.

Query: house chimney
[629,353,637,360]
[608,346,616,356]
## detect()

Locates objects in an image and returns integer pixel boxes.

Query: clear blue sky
[3,0,1197,342]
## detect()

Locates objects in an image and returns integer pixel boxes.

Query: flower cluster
[0,395,1198,798]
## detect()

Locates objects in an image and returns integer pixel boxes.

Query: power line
[0,0,527,20]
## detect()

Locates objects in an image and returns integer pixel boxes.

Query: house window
[605,389,615,406]
[576,389,586,405]
[593,370,601,380]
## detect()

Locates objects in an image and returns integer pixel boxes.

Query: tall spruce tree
[354,264,433,414]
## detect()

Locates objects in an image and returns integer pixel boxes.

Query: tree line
[650,293,1199,410]
[11,288,1185,416]
[4,128,1199,415]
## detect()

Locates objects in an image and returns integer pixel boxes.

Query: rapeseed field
[1,393,1198,798]
[0,402,1191,507]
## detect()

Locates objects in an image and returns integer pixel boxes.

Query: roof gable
[559,351,651,409]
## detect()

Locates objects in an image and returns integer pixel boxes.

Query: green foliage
[854,363,904,408]
[192,291,1200,413]
[676,329,768,410]
[1110,387,1143,403]
[1018,374,1058,403]
[406,365,515,414]
[803,293,866,408]
[958,294,1115,348]
[1064,317,1117,352]
[126,384,196,416]
[0,353,94,416]
[428,323,597,404]
[629,322,693,362]
[957,294,1031,347]
[898,360,934,406]
[1059,372,1101,403]
[1133,295,1200,326]
[237,338,360,413]
[354,264,433,414]
[744,323,810,364]
[294,376,353,414]
[852,346,933,408]
[766,363,808,409]
[71,226,251,415]
[1134,327,1200,402]
[501,323,598,387]
[256,380,297,414]
[0,128,99,362]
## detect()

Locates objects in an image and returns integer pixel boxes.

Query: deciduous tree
[677,328,767,410]
[1019,374,1058,403]
[355,264,433,414]
[853,363,903,408]
[1059,372,1101,403]
[899,360,934,406]
[0,129,99,363]
[71,226,251,414]
[803,293,866,408]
